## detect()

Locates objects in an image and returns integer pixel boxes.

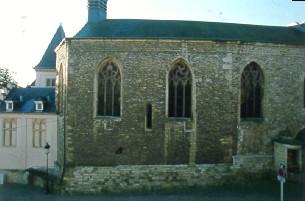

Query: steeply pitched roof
[34,25,65,69]
[0,88,56,113]
[74,19,305,45]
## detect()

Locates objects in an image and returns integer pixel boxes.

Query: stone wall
[233,154,273,169]
[62,156,272,194]
[63,165,238,194]
[55,38,305,192]
[0,170,28,184]
[57,39,305,167]
[55,42,68,172]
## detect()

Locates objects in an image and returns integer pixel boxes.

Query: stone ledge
[233,154,273,169]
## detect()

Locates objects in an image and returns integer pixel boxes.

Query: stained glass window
[98,61,121,117]
[241,62,264,118]
[168,61,192,118]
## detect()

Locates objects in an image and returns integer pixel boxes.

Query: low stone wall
[1,155,273,194]
[62,155,273,194]
[0,170,29,184]
[0,168,57,190]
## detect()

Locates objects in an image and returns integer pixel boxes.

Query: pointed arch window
[168,61,192,118]
[98,60,121,117]
[241,62,264,118]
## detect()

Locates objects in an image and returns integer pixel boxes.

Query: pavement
[0,179,304,201]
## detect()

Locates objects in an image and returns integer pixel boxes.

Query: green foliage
[274,128,302,145]
[278,128,293,138]
[0,67,17,88]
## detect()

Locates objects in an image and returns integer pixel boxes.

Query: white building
[32,24,65,88]
[0,88,57,170]
[0,25,64,180]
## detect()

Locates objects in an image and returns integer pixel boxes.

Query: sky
[0,0,304,87]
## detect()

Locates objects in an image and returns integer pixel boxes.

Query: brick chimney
[88,0,108,22]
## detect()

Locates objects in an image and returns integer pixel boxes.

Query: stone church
[55,0,305,193]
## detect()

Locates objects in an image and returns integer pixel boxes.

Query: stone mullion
[111,77,115,116]
[103,78,107,116]
[174,83,178,117]
[9,122,13,146]
[183,83,186,117]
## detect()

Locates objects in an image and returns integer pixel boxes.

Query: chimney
[88,0,108,22]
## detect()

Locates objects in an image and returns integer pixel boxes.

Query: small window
[5,101,13,111]
[146,103,152,130]
[115,147,123,154]
[46,79,56,87]
[35,101,44,111]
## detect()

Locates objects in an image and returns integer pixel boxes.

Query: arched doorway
[296,129,305,172]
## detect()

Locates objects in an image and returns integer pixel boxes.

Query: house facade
[0,88,57,170]
[0,25,63,184]
[55,0,305,193]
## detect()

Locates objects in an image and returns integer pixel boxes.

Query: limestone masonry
[54,0,305,194]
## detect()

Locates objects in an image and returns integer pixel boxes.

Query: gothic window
[32,119,46,148]
[146,103,152,130]
[98,61,121,117]
[168,61,192,118]
[241,62,264,118]
[3,118,17,147]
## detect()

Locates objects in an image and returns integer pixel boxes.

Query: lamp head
[44,142,51,154]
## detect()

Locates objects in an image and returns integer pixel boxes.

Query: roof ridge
[73,19,305,45]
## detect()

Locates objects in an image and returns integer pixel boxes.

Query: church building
[55,0,305,193]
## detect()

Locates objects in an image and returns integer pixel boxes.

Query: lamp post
[44,142,51,194]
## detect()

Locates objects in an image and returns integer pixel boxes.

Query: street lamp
[44,142,51,194]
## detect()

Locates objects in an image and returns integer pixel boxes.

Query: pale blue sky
[0,0,304,86]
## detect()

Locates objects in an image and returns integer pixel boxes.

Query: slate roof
[0,88,56,113]
[74,19,305,45]
[34,25,65,69]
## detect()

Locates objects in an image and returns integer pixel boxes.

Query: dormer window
[5,101,14,111]
[35,101,44,111]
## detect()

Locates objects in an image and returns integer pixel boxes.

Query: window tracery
[168,61,192,118]
[98,61,121,117]
[241,62,263,118]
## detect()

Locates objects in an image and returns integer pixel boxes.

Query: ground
[0,179,304,201]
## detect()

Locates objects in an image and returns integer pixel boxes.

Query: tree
[0,68,17,88]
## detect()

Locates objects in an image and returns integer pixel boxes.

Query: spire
[34,24,65,69]
[88,0,108,22]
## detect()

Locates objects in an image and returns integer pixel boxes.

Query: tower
[88,0,108,22]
